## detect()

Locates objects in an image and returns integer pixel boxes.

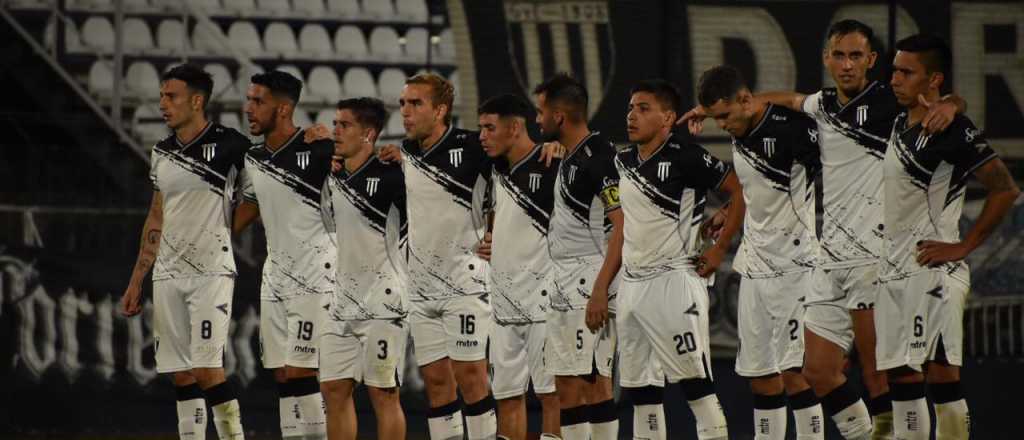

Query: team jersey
[880,113,995,283]
[803,82,901,268]
[149,122,250,281]
[547,132,620,310]
[490,145,558,324]
[242,129,336,299]
[400,125,492,301]
[731,104,821,278]
[324,155,409,320]
[615,133,730,278]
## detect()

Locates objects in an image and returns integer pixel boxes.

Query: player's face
[626,92,671,144]
[158,79,199,130]
[333,109,370,159]
[705,92,753,138]
[891,51,940,108]
[399,83,444,142]
[244,84,279,137]
[478,113,514,158]
[824,32,877,96]
[534,93,561,143]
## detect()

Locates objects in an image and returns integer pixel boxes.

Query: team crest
[503,0,614,117]
[528,173,542,192]
[856,105,869,126]
[567,164,579,184]
[201,143,216,161]
[297,151,310,170]
[914,133,931,151]
[762,138,776,157]
[366,177,380,196]
[449,148,464,167]
[656,162,670,181]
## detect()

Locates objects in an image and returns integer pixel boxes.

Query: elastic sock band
[753,393,787,410]
[203,382,237,407]
[426,399,462,418]
[787,389,819,410]
[820,381,860,415]
[680,377,716,401]
[868,393,893,415]
[928,381,963,404]
[561,405,589,426]
[889,382,927,402]
[176,383,204,401]
[464,394,496,417]
[627,386,664,406]
[589,399,618,424]
[290,376,321,396]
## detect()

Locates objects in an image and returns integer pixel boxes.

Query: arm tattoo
[146,229,161,245]
[977,159,1018,193]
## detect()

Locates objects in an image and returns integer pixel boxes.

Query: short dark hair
[161,64,213,109]
[827,19,876,51]
[630,79,683,114]
[697,65,749,107]
[895,34,952,75]
[478,94,533,121]
[336,97,388,139]
[532,73,588,122]
[251,70,303,104]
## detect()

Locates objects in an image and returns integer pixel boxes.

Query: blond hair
[405,73,455,124]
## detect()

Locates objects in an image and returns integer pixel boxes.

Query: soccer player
[241,71,334,440]
[880,34,1019,440]
[319,97,409,440]
[120,64,249,440]
[615,79,738,440]
[378,73,497,440]
[474,94,560,440]
[696,65,826,440]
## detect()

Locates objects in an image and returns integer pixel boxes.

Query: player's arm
[233,201,260,234]
[918,158,1020,266]
[121,192,164,316]
[921,94,968,134]
[697,171,745,277]
[586,207,623,332]
[756,91,808,113]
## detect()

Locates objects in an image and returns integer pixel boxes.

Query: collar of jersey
[263,128,304,158]
[341,154,377,180]
[415,124,455,157]
[174,121,213,150]
[635,132,674,166]
[835,80,879,114]
[508,143,543,174]
[564,131,597,162]
[739,103,773,141]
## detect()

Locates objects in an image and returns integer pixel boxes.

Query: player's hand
[676,106,708,136]
[916,240,968,267]
[700,206,728,240]
[920,94,957,134]
[475,232,492,261]
[696,245,726,278]
[120,284,143,317]
[331,154,343,173]
[378,144,403,163]
[585,287,609,333]
[539,142,565,167]
[304,123,332,143]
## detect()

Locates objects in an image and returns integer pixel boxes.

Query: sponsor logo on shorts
[456,339,479,348]
[293,345,317,354]
[910,341,926,349]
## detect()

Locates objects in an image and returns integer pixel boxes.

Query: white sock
[427,402,464,440]
[280,396,300,439]
[295,391,326,439]
[539,434,562,440]
[792,404,825,440]
[560,422,590,440]
[752,393,787,440]
[211,400,244,440]
[687,394,729,440]
[633,404,666,440]
[893,398,930,440]
[465,395,497,440]
[591,419,618,440]
[176,397,207,440]
[831,400,873,440]
[934,399,969,440]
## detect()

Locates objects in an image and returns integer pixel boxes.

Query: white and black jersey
[731,104,821,278]
[491,145,558,324]
[803,82,901,268]
[881,114,995,283]
[615,134,730,277]
[325,156,408,320]
[242,129,336,299]
[150,122,250,280]
[400,125,492,301]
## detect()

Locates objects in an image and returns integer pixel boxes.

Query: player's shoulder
[303,136,335,157]
[938,114,984,146]
[449,127,481,147]
[210,123,252,150]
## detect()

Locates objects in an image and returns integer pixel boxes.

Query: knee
[537,392,559,409]
[367,386,400,408]
[453,361,489,395]
[190,367,224,387]
[926,363,960,383]
[320,381,353,404]
[171,371,196,387]
[749,375,783,396]
[801,359,831,386]
[284,366,318,381]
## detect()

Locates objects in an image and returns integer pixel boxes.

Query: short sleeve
[240,156,257,204]
[685,146,730,191]
[149,147,160,191]
[591,153,621,212]
[802,91,822,118]
[943,118,997,175]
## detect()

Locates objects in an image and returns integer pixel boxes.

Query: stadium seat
[228,21,263,56]
[448,69,460,93]
[204,63,237,104]
[69,0,112,11]
[315,108,335,128]
[122,0,152,12]
[45,17,85,53]
[222,0,255,14]
[377,68,406,104]
[125,61,160,100]
[191,21,224,55]
[363,0,396,21]
[185,0,223,14]
[219,111,243,134]
[384,110,403,138]
[343,67,377,98]
[294,107,313,128]
[88,60,115,98]
[274,64,306,85]
[326,0,360,18]
[395,0,428,23]
[334,25,368,60]
[157,19,188,54]
[122,18,155,54]
[256,0,290,16]
[81,16,115,53]
[403,27,429,62]
[437,28,454,62]
[307,66,342,104]
[264,22,299,57]
[133,104,169,144]
[369,26,402,62]
[299,24,333,60]
[235,64,264,100]
[293,0,325,17]
[8,0,57,10]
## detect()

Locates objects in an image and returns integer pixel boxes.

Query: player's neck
[504,138,536,165]
[560,124,591,155]
[742,102,769,138]
[174,116,210,145]
[836,78,870,105]
[907,91,939,127]
[265,123,298,152]
[420,123,450,153]
[343,144,374,174]
[638,130,670,161]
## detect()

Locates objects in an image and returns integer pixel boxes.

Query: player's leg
[617,277,665,440]
[527,321,560,438]
[362,318,409,440]
[782,370,825,440]
[411,299,464,440]
[154,278,208,440]
[736,276,786,440]
[320,378,357,440]
[318,319,360,440]
[585,371,617,440]
[260,288,296,439]
[927,277,970,440]
[773,272,824,440]
[447,294,497,440]
[491,323,529,440]
[189,276,243,440]
[284,294,329,439]
[848,264,892,440]
[545,308,591,440]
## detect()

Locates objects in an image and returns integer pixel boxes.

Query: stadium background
[1,0,1022,438]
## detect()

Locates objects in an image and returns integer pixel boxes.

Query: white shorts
[319,318,408,387]
[804,265,879,352]
[735,271,810,377]
[618,269,710,385]
[931,276,968,367]
[544,308,616,378]
[876,270,949,372]
[552,261,620,313]
[153,275,234,373]
[490,322,556,399]
[260,294,329,370]
[410,293,493,366]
